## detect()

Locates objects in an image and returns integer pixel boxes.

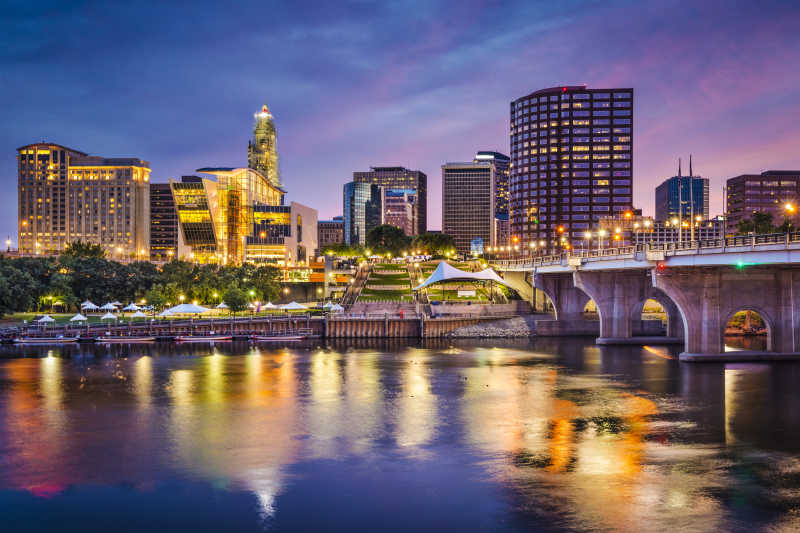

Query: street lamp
[179,294,185,302]
[583,231,592,251]
[598,229,607,251]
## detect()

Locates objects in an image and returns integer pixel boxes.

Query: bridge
[492,232,800,361]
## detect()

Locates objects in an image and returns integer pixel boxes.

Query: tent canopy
[100,302,118,311]
[158,309,173,317]
[100,312,117,320]
[131,310,147,318]
[413,261,511,291]
[122,303,140,311]
[280,301,307,310]
[166,303,210,314]
[216,302,229,309]
[81,301,98,310]
[263,302,276,309]
[36,314,56,323]
[70,313,88,322]
[329,304,344,312]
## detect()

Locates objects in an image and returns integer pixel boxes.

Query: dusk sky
[2,0,799,241]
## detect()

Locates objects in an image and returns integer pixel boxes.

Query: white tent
[100,302,118,311]
[413,261,510,291]
[70,313,88,322]
[100,312,117,321]
[166,303,210,314]
[81,301,98,310]
[263,302,276,309]
[36,314,56,323]
[122,303,140,311]
[330,304,345,312]
[280,301,307,310]
[322,301,333,309]
[158,309,173,317]
[110,301,123,306]
[216,302,229,309]
[131,310,147,318]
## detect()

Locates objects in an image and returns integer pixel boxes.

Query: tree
[411,232,457,256]
[0,262,36,316]
[320,243,364,258]
[61,240,106,259]
[223,287,249,316]
[144,285,167,311]
[737,212,775,235]
[366,224,411,255]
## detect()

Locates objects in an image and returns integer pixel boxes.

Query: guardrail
[491,231,800,269]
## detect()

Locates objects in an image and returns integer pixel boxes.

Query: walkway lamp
[583,231,592,251]
[598,229,607,251]
[179,294,185,302]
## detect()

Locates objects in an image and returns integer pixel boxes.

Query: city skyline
[2,1,800,243]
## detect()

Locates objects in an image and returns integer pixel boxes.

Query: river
[0,338,798,532]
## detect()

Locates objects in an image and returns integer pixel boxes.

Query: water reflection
[1,339,800,531]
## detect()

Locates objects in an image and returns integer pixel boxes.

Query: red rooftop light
[562,87,567,92]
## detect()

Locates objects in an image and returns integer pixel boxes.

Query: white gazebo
[122,303,140,312]
[70,313,88,322]
[165,303,210,315]
[131,310,148,319]
[101,312,117,321]
[36,314,56,324]
[216,302,229,309]
[263,302,276,309]
[81,301,98,311]
[100,302,118,311]
[280,301,307,311]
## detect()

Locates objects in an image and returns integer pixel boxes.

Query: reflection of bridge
[493,233,800,360]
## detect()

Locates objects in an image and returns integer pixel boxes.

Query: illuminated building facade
[509,86,634,252]
[343,182,382,246]
[17,142,151,258]
[149,182,181,261]
[442,160,496,254]
[725,170,800,232]
[475,151,510,216]
[353,166,427,235]
[247,104,281,189]
[171,169,316,266]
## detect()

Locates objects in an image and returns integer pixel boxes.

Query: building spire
[678,157,682,178]
[689,154,693,177]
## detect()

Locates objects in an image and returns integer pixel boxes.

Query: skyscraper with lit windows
[509,86,633,252]
[17,142,151,258]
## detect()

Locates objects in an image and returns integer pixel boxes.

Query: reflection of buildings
[343,181,382,245]
[17,142,151,258]
[353,166,427,235]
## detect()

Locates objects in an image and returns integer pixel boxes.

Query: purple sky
[2,0,799,241]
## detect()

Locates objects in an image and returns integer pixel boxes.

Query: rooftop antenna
[689,154,693,177]
[678,157,682,177]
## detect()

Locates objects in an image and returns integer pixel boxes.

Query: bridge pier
[532,272,598,336]
[654,266,800,360]
[574,270,683,345]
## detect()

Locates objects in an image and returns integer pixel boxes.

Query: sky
[2,0,799,241]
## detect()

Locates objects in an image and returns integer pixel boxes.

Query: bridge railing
[491,231,800,269]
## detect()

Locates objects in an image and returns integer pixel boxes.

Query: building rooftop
[71,156,150,168]
[17,142,88,155]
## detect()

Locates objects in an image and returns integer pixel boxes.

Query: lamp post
[597,229,606,251]
[584,231,592,252]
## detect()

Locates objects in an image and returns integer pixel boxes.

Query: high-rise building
[318,216,344,249]
[509,85,634,252]
[17,142,150,258]
[149,182,180,261]
[343,181,382,246]
[654,157,709,222]
[382,188,417,236]
[726,170,800,232]
[353,167,426,234]
[474,151,510,215]
[442,161,496,255]
[247,104,281,189]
